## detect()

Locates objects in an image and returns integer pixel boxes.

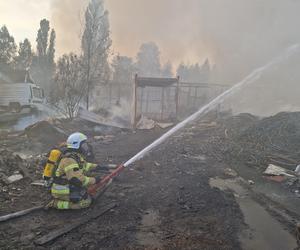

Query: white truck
[0,83,45,112]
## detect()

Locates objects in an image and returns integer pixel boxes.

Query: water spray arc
[88,44,300,195]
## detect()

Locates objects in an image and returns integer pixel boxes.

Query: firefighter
[47,132,100,210]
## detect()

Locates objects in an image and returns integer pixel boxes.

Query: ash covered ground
[0,112,299,249]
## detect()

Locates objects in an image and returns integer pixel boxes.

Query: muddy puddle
[209,177,298,250]
[136,209,163,248]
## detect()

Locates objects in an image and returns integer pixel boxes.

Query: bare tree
[53,53,85,118]
[81,0,111,110]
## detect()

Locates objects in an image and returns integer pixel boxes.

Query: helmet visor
[80,141,94,159]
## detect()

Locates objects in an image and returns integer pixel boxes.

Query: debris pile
[24,120,66,146]
[226,112,300,170]
[0,117,129,155]
[0,150,26,180]
[197,112,300,196]
[0,150,41,186]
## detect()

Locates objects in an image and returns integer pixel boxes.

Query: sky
[0,1,51,47]
[0,0,213,65]
[1,0,300,84]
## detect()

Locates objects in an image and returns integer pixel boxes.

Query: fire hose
[88,164,125,196]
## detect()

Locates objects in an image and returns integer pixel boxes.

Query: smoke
[50,0,300,84]
[225,47,300,116]
[50,0,88,56]
[106,0,300,84]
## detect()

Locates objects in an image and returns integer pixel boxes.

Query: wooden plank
[34,202,117,246]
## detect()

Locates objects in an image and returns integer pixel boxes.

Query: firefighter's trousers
[50,183,92,210]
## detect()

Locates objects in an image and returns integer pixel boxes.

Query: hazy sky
[0,0,211,64]
[1,0,300,84]
[0,1,51,46]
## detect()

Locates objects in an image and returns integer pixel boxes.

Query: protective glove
[95,176,102,183]
[44,179,52,189]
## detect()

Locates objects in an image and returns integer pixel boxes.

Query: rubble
[7,174,23,183]
[136,116,156,129]
[227,112,300,169]
[1,111,300,249]
[24,120,67,146]
[224,168,238,177]
[78,107,130,129]
[94,135,115,143]
[136,116,174,130]
[263,164,295,177]
[0,150,27,177]
[248,180,255,185]
[205,112,300,196]
[295,165,300,175]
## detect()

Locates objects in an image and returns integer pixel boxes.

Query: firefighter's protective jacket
[54,156,97,187]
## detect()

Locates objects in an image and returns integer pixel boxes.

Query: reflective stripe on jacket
[54,155,97,188]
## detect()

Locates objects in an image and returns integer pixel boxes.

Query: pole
[133,74,138,128]
[175,76,180,120]
[141,87,144,116]
[161,87,165,121]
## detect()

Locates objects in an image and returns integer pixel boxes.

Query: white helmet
[67,132,87,150]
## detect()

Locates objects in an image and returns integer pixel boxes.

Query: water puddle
[209,177,298,250]
[136,209,162,248]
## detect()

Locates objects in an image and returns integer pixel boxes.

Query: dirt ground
[0,114,299,249]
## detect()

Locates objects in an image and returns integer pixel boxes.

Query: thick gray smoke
[50,0,300,115]
[50,0,88,56]
[51,0,300,84]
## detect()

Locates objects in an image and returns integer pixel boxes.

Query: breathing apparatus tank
[43,149,62,187]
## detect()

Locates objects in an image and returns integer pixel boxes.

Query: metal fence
[91,78,228,125]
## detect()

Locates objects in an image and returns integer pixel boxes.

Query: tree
[53,53,85,118]
[0,25,16,66]
[201,58,211,83]
[136,42,161,77]
[47,29,56,65]
[36,19,50,59]
[81,0,112,110]
[176,63,190,81]
[111,55,135,103]
[31,19,56,97]
[176,60,211,83]
[112,55,135,83]
[15,38,33,69]
[161,61,173,77]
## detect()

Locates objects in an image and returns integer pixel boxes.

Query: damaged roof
[136,77,179,87]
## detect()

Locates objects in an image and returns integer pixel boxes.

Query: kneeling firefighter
[46,132,101,210]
